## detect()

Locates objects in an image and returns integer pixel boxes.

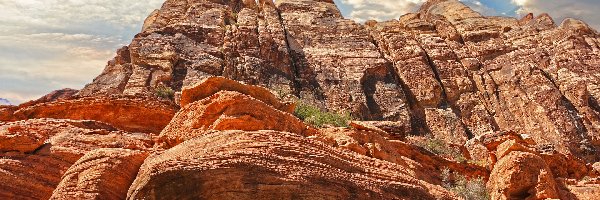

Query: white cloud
[512,0,600,30]
[0,0,164,104]
[339,0,426,22]
[460,0,499,16]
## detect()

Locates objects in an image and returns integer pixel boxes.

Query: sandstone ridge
[2,0,600,199]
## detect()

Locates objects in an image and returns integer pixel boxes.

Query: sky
[0,0,599,104]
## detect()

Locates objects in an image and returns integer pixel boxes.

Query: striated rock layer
[75,0,600,163]
[2,0,600,199]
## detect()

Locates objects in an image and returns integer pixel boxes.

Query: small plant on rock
[155,84,175,100]
[441,168,490,200]
[294,101,351,128]
[417,136,467,163]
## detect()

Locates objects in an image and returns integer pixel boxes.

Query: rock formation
[2,0,600,199]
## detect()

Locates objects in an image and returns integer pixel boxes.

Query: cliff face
[2,0,600,199]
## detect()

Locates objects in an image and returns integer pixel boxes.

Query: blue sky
[0,0,599,104]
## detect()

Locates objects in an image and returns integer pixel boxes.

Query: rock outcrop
[0,119,154,199]
[130,130,454,200]
[180,76,295,112]
[3,0,600,199]
[76,0,600,162]
[3,96,176,133]
[158,90,315,148]
[50,148,148,200]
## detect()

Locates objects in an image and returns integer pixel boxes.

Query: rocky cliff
[2,0,600,199]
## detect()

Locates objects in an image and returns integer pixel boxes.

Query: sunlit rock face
[2,0,600,199]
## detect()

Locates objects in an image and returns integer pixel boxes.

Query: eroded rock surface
[159,90,315,148]
[130,130,455,200]
[10,96,177,133]
[0,119,154,199]
[50,148,148,200]
[4,0,600,199]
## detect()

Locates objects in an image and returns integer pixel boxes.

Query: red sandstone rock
[12,96,176,133]
[180,76,295,112]
[315,128,488,184]
[0,105,19,121]
[159,91,315,148]
[50,148,148,200]
[3,0,600,199]
[129,130,456,200]
[488,151,560,200]
[0,119,154,199]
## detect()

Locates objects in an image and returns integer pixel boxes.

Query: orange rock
[50,148,148,200]
[12,96,177,133]
[0,119,154,199]
[488,151,560,200]
[495,139,534,160]
[316,128,488,184]
[0,105,19,121]
[159,91,315,148]
[180,76,295,113]
[129,130,456,200]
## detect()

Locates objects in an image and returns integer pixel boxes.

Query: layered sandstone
[0,119,154,199]
[2,0,600,199]
[4,96,176,133]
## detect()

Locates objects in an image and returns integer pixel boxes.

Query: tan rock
[349,120,410,138]
[488,151,560,200]
[593,162,600,175]
[277,0,411,120]
[565,184,600,200]
[425,108,468,145]
[50,148,148,200]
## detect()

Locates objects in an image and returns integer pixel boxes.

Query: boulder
[12,96,177,133]
[129,130,456,200]
[0,119,154,199]
[50,148,148,200]
[488,151,560,200]
[158,91,315,148]
[180,76,295,113]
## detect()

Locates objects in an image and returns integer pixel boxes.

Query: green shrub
[442,168,490,200]
[155,85,175,100]
[294,101,351,128]
[417,136,466,163]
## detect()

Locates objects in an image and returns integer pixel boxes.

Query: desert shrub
[417,136,467,163]
[272,86,293,100]
[155,85,175,100]
[294,101,351,128]
[442,168,490,200]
